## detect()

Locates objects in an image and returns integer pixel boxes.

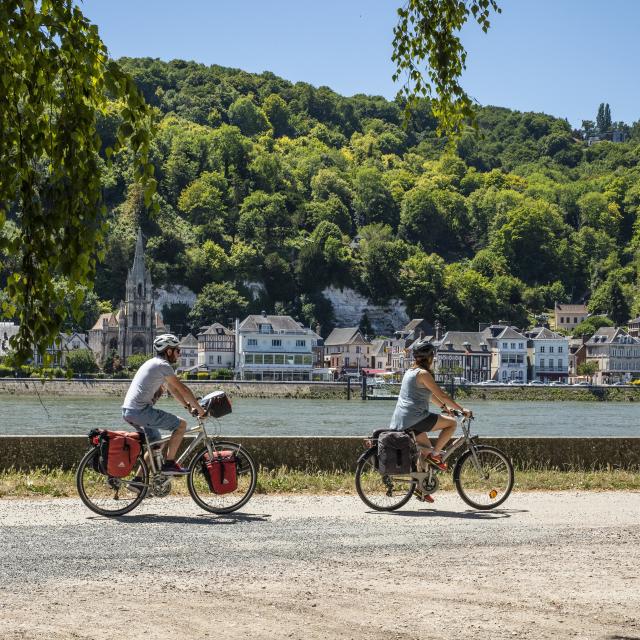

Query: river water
[0,396,638,437]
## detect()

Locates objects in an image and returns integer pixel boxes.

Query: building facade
[177,333,198,371]
[553,303,589,332]
[482,325,528,383]
[435,331,491,383]
[585,327,640,384]
[237,314,315,381]
[323,327,371,374]
[525,327,570,383]
[88,229,167,365]
[197,323,235,371]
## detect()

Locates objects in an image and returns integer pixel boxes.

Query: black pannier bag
[377,431,414,474]
[199,391,232,418]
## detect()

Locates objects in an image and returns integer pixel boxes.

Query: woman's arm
[417,369,471,415]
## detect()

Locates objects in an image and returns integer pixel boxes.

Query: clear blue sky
[80,0,640,128]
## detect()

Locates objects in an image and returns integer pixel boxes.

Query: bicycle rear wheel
[187,441,257,514]
[76,448,148,517]
[355,448,415,511]
[453,445,514,510]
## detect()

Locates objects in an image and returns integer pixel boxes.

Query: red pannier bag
[202,450,237,494]
[91,430,142,478]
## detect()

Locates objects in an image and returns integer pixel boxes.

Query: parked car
[478,379,501,385]
[528,380,545,386]
[507,379,524,385]
[573,381,591,387]
[453,376,470,386]
[548,381,567,386]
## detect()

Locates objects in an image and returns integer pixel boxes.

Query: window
[274,354,284,364]
[189,359,195,366]
[296,339,306,347]
[141,312,145,326]
[549,358,554,368]
[303,355,313,365]
[272,339,282,347]
[263,354,274,364]
[558,346,563,353]
[560,316,564,323]
[540,358,545,367]
[549,346,554,353]
[540,346,545,353]
[574,317,577,323]
[502,342,508,348]
[245,354,254,364]
[217,356,222,364]
[209,356,214,364]
[294,355,303,365]
[259,324,272,334]
[248,338,257,346]
[518,343,523,349]
[355,346,361,354]
[557,359,563,368]
[133,311,137,326]
[510,343,516,349]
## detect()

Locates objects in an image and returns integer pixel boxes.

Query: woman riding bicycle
[390,340,472,490]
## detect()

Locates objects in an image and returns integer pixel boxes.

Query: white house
[237,313,315,381]
[585,327,640,384]
[177,333,198,371]
[482,325,528,383]
[197,323,235,371]
[526,327,570,383]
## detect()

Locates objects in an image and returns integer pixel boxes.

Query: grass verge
[0,466,639,499]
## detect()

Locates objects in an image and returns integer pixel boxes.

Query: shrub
[0,365,14,377]
[64,349,99,374]
[197,372,209,380]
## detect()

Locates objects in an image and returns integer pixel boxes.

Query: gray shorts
[122,406,181,443]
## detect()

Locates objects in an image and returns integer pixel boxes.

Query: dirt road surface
[1,492,639,640]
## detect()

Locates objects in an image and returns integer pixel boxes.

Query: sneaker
[414,489,435,503]
[161,461,189,475]
[426,453,448,472]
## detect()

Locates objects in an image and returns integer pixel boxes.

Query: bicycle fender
[357,446,377,465]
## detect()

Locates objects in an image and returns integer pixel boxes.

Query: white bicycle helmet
[153,333,180,353]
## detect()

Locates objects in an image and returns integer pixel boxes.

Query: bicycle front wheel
[355,448,415,511]
[453,445,514,510]
[187,441,257,514]
[76,448,148,517]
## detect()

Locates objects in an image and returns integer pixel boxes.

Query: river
[1,396,638,437]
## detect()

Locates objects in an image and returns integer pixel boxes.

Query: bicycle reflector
[489,489,498,499]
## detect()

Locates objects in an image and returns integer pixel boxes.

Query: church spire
[132,227,145,279]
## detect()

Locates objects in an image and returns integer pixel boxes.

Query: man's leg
[165,418,187,461]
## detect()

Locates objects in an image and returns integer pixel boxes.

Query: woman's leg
[430,414,456,454]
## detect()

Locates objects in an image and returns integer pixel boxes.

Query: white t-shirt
[122,356,176,410]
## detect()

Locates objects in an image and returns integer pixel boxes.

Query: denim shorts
[122,406,181,443]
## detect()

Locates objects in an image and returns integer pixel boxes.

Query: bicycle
[76,411,257,517]
[355,410,514,511]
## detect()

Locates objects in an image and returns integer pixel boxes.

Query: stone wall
[2,435,639,472]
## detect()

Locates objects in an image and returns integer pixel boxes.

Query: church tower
[120,228,157,360]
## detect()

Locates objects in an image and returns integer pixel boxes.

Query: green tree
[228,96,270,137]
[263,94,292,138]
[589,278,631,326]
[573,315,614,338]
[392,0,501,135]
[126,353,153,372]
[399,252,447,322]
[1,1,155,361]
[353,167,398,228]
[577,361,599,383]
[188,282,249,329]
[65,349,99,374]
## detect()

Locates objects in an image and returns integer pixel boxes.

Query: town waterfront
[1,396,638,437]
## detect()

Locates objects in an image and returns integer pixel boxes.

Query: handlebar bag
[377,431,414,474]
[199,391,232,418]
[88,430,142,477]
[201,450,237,494]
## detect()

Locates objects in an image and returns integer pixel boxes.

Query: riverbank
[0,378,639,401]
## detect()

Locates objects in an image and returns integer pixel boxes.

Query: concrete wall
[0,379,351,399]
[2,435,639,472]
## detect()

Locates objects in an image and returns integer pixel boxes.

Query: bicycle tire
[355,447,415,511]
[76,448,148,517]
[187,441,257,514]
[453,445,514,510]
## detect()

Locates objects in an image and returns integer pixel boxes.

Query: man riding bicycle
[389,339,472,502]
[122,334,206,475]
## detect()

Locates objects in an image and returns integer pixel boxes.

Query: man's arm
[164,374,206,417]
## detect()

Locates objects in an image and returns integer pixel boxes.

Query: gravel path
[1,492,639,639]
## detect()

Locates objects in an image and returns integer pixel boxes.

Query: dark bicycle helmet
[412,339,435,358]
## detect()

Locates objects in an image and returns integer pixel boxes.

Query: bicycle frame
[140,417,237,477]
